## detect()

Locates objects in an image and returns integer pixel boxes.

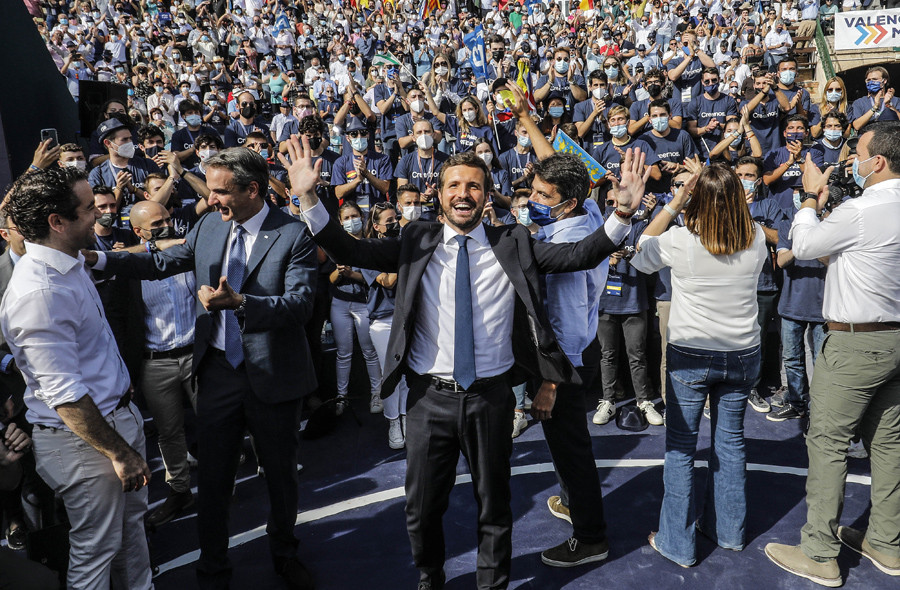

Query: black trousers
[195,350,302,590]
[404,373,515,590]
[542,339,607,545]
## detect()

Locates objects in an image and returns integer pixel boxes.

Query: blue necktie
[453,235,476,390]
[225,225,246,368]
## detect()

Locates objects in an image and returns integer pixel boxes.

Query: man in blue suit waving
[86,149,319,590]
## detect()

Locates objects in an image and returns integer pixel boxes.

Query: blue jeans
[781,318,825,408]
[657,343,760,566]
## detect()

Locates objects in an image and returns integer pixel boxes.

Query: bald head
[130,200,171,242]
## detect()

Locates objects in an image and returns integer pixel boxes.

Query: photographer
[765,122,900,586]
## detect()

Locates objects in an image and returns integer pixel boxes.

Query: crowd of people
[0,0,899,589]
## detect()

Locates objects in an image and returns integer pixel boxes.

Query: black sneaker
[748,389,771,413]
[146,489,194,529]
[541,537,609,568]
[767,404,806,422]
[770,387,787,408]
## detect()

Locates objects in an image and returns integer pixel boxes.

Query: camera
[826,146,862,209]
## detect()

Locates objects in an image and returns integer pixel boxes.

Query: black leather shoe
[146,489,194,529]
[417,571,445,590]
[279,557,314,590]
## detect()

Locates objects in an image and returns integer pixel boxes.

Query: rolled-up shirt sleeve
[631,231,672,274]
[300,200,331,235]
[4,289,90,409]
[789,205,860,260]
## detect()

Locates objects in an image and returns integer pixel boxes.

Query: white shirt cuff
[300,200,330,235]
[92,250,108,271]
[604,213,631,245]
[789,207,818,240]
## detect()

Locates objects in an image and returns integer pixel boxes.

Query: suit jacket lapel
[207,218,231,285]
[245,209,281,282]
[484,224,537,317]
[400,223,442,312]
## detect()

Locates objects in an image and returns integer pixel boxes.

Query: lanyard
[515,150,531,172]
[416,151,435,180]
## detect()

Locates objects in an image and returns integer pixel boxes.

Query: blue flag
[464,25,489,82]
[552,131,607,186]
[275,10,290,33]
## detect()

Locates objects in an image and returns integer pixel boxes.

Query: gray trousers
[33,404,153,590]
[801,329,900,560]
[597,311,654,403]
[140,353,198,493]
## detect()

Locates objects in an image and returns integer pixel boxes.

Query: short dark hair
[784,114,809,130]
[92,184,115,197]
[179,98,203,116]
[861,121,900,175]
[59,143,83,154]
[5,167,87,242]
[298,115,327,136]
[196,133,224,149]
[246,131,269,144]
[205,148,269,195]
[649,98,671,115]
[532,153,591,208]
[396,183,420,196]
[702,66,719,78]
[437,150,492,193]
[138,124,165,143]
[735,155,763,176]
[822,111,848,130]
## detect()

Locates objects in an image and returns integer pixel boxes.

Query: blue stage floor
[147,397,888,589]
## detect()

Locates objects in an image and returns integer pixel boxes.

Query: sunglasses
[347,131,365,138]
[673,182,685,189]
[556,57,569,62]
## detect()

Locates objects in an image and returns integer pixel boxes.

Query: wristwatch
[145,240,160,253]
[235,295,247,317]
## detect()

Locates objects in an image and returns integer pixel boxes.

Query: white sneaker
[388,418,405,449]
[370,394,384,414]
[511,411,528,438]
[592,400,616,425]
[847,439,868,459]
[639,400,665,426]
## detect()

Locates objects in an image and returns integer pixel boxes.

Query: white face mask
[198,148,218,161]
[63,160,87,171]
[478,152,493,165]
[415,134,434,149]
[410,99,425,113]
[463,110,477,123]
[401,204,422,221]
[114,141,135,159]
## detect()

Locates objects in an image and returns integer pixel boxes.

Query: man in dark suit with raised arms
[84,149,319,590]
[283,83,648,590]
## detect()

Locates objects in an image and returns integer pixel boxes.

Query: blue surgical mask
[526,199,561,226]
[342,217,364,234]
[852,155,876,189]
[779,70,796,85]
[518,135,532,148]
[866,80,883,94]
[786,131,804,143]
[730,133,742,147]
[703,83,718,95]
[259,148,269,159]
[823,129,843,142]
[741,178,757,193]
[555,59,569,74]
[651,117,669,132]
[548,106,565,118]
[826,90,842,103]
[290,194,302,208]
[515,206,531,226]
[350,136,368,152]
[609,124,627,138]
[604,67,619,79]
[185,114,202,126]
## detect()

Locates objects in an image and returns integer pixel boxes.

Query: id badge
[681,87,692,104]
[605,274,623,297]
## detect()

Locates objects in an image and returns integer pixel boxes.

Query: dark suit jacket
[104,206,319,403]
[313,218,623,395]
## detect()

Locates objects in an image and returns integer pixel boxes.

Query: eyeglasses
[556,57,569,62]
[346,130,365,138]
[372,202,395,211]
[434,62,448,66]
[672,182,685,189]
[240,102,254,107]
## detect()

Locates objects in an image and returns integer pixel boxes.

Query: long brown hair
[684,164,756,256]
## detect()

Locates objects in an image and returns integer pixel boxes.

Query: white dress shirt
[632,225,767,351]
[790,178,900,323]
[0,243,131,429]
[210,204,269,351]
[301,200,632,379]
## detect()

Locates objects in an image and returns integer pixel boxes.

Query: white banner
[835,9,900,51]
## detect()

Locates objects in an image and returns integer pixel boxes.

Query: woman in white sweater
[630,158,767,567]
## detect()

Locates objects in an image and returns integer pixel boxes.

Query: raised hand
[279,134,324,210]
[504,81,531,119]
[198,276,242,311]
[801,152,834,209]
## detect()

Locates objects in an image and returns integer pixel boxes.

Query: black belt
[826,321,900,333]
[411,372,509,393]
[115,390,133,410]
[143,344,193,360]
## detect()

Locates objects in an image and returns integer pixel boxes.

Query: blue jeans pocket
[735,346,761,385]
[668,345,713,386]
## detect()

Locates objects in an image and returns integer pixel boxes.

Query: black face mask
[307,136,322,150]
[382,221,401,237]
[492,50,504,61]
[647,84,662,97]
[96,212,116,228]
[241,105,256,118]
[148,225,175,241]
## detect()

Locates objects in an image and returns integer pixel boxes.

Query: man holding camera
[765,122,900,586]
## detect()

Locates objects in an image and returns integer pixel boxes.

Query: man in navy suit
[284,82,648,590]
[85,149,319,590]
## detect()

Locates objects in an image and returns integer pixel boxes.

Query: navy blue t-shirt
[639,127,697,193]
[810,138,846,168]
[361,268,396,321]
[776,213,826,323]
[665,54,703,104]
[748,198,787,292]
[763,147,824,211]
[332,150,393,214]
[745,97,782,153]
[629,97,684,133]
[777,86,812,119]
[598,219,649,315]
[848,95,900,126]
[372,83,407,140]
[170,204,200,238]
[535,73,587,111]
[685,92,738,156]
[442,115,494,153]
[224,117,270,147]
[393,150,449,193]
[170,125,220,168]
[490,168,512,196]
[394,113,445,155]
[572,98,609,150]
[498,148,536,186]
